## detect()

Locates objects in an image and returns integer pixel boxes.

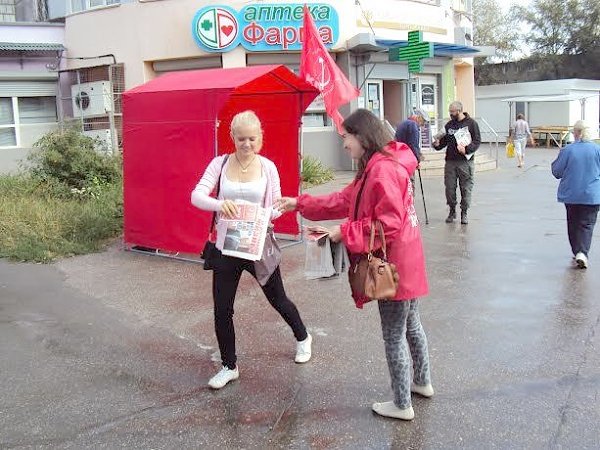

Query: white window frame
[366,80,384,120]
[0,98,20,149]
[0,96,59,149]
[68,0,120,14]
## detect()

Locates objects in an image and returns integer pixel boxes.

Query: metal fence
[427,117,499,164]
[385,116,500,168]
[56,63,125,154]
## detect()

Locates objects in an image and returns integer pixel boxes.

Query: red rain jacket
[297,141,428,307]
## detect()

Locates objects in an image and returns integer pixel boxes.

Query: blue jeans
[565,204,600,256]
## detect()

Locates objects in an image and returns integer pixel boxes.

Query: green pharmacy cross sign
[389,30,434,74]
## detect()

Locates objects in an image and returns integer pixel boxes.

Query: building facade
[476,79,600,142]
[0,0,64,172]
[2,0,479,171]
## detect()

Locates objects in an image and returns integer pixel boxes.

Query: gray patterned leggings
[378,299,431,409]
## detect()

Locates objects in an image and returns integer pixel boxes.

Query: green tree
[472,0,520,62]
[518,0,600,56]
[567,0,600,54]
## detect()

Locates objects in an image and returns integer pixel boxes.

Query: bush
[302,155,334,187]
[27,128,121,193]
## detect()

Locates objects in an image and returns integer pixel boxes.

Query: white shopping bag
[304,234,336,280]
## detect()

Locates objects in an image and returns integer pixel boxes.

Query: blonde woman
[191,110,312,389]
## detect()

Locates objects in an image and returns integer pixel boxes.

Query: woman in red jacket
[277,109,432,421]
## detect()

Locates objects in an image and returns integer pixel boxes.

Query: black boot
[445,207,456,223]
[461,209,468,224]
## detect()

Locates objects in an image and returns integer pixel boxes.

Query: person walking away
[551,120,600,269]
[432,101,481,225]
[277,109,433,421]
[191,110,312,390]
[510,113,535,168]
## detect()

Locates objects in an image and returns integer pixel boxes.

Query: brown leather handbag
[349,220,399,300]
[347,170,399,301]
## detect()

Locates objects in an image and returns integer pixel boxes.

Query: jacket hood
[366,141,418,176]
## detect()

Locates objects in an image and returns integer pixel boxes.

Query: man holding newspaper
[432,101,481,225]
[191,111,312,390]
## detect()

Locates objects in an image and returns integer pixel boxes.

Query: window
[303,95,333,128]
[18,97,58,124]
[68,0,121,14]
[302,113,332,128]
[0,98,16,147]
[0,0,16,22]
[515,102,525,119]
[70,0,85,13]
[0,96,59,148]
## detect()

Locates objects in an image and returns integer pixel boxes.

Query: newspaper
[453,126,475,160]
[215,200,271,261]
[303,226,349,279]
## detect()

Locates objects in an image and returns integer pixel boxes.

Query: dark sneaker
[461,210,468,224]
[445,208,456,223]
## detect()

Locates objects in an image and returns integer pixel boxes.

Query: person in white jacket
[191,110,312,390]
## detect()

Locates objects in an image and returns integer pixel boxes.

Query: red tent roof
[126,64,318,96]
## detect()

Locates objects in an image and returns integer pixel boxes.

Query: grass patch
[302,155,334,187]
[0,174,122,262]
[1,128,123,262]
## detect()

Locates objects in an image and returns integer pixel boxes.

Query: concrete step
[419,152,497,177]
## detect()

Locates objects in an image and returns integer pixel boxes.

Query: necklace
[234,152,256,173]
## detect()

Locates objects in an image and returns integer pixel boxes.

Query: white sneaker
[208,366,239,389]
[372,401,414,421]
[575,252,588,269]
[411,383,434,398]
[295,333,312,363]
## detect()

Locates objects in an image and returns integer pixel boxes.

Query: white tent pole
[508,101,513,138]
[298,93,305,240]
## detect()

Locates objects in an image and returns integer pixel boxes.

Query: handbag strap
[209,154,229,233]
[354,171,387,259]
[353,171,369,221]
[368,220,387,260]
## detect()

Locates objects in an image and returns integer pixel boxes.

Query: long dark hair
[342,109,393,180]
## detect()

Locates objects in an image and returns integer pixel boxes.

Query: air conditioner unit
[83,129,114,154]
[71,81,113,118]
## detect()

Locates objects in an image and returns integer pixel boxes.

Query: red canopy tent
[122,65,319,255]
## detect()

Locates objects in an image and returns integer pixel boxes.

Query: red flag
[300,4,360,134]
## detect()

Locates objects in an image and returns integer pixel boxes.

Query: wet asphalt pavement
[1,147,599,449]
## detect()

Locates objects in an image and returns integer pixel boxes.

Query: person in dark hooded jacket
[433,101,481,224]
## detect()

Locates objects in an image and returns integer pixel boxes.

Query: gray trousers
[378,300,431,409]
[444,159,475,210]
